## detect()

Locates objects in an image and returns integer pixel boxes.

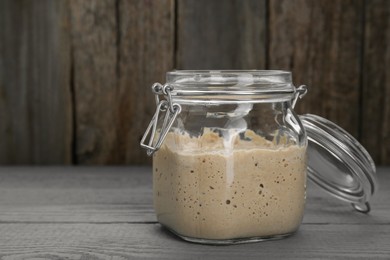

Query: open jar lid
[300,114,378,213]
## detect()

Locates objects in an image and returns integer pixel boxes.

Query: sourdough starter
[153,129,307,240]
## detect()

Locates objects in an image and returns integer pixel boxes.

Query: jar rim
[167,70,291,77]
[166,70,295,104]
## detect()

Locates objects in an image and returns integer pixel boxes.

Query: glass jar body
[153,100,307,244]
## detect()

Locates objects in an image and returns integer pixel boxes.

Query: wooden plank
[70,0,174,164]
[0,167,153,205]
[0,167,156,223]
[0,167,388,224]
[176,0,266,69]
[69,0,119,164]
[361,0,390,165]
[0,167,388,257]
[0,204,156,223]
[0,0,72,164]
[268,0,363,138]
[116,0,175,164]
[0,223,389,259]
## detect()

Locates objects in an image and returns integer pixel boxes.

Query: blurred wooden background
[0,0,389,165]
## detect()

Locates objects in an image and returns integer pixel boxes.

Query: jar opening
[166,70,295,104]
[167,70,291,77]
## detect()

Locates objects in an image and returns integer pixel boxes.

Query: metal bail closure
[292,85,308,108]
[140,84,181,156]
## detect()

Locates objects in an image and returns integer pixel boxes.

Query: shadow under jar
[141,70,377,245]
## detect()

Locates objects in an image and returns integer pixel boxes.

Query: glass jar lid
[300,114,378,213]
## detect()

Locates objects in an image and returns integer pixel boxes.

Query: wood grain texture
[361,0,390,165]
[0,224,389,259]
[0,0,72,164]
[268,0,363,138]
[70,0,119,164]
[177,0,266,69]
[116,0,175,164]
[0,167,388,224]
[0,1,389,166]
[0,166,389,259]
[70,0,174,164]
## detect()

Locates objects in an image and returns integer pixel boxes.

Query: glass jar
[141,70,377,245]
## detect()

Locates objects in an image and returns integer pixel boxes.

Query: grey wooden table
[0,167,389,259]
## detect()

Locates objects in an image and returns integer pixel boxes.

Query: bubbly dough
[153,129,307,240]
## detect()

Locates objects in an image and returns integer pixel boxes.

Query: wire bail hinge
[140,83,181,156]
[292,85,308,108]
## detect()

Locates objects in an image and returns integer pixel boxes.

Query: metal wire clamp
[140,83,182,156]
[292,85,308,108]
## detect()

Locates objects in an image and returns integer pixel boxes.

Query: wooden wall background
[0,0,389,165]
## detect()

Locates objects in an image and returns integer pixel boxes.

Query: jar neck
[166,70,296,104]
[170,93,295,105]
